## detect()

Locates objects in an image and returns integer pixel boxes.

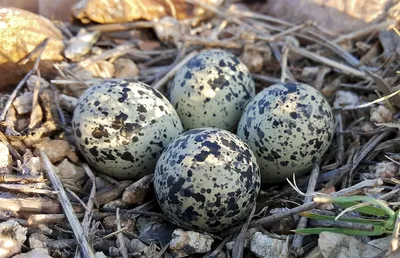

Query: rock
[114,58,139,79]
[59,94,79,113]
[34,139,72,164]
[53,159,86,192]
[169,229,214,257]
[95,252,108,258]
[334,90,360,108]
[318,232,381,258]
[304,246,323,258]
[136,216,174,246]
[102,198,131,209]
[102,215,134,231]
[240,49,264,73]
[122,174,153,204]
[64,29,100,61]
[370,105,394,123]
[226,227,257,250]
[86,61,115,78]
[26,75,50,91]
[0,8,64,87]
[130,239,147,253]
[153,16,189,45]
[0,142,12,174]
[250,232,286,258]
[28,233,50,249]
[13,92,33,115]
[0,220,27,258]
[13,248,51,258]
[21,149,41,176]
[374,162,399,179]
[301,67,320,82]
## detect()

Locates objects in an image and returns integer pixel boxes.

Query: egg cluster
[72,49,334,233]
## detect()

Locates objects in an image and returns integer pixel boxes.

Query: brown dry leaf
[0,8,64,87]
[253,0,398,36]
[72,0,222,24]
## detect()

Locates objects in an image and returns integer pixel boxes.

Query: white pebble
[250,232,286,258]
[169,229,214,257]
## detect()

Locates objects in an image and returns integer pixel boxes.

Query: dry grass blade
[41,151,95,258]
[232,204,256,258]
[116,208,129,258]
[0,38,49,121]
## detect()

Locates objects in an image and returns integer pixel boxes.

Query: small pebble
[240,50,264,73]
[0,220,27,258]
[13,92,33,115]
[34,139,72,164]
[54,159,86,192]
[374,161,399,179]
[114,58,139,78]
[250,232,286,258]
[28,233,50,249]
[59,94,78,112]
[301,67,320,81]
[334,90,360,108]
[26,75,50,91]
[13,248,51,258]
[130,239,147,254]
[370,105,393,123]
[136,216,174,246]
[0,142,11,174]
[64,29,100,61]
[169,229,214,258]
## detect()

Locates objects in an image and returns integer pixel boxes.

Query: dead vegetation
[0,0,400,257]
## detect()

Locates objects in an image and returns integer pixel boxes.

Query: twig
[232,204,256,258]
[205,236,232,258]
[41,151,95,258]
[291,163,320,256]
[288,45,367,78]
[152,51,198,90]
[1,38,49,121]
[116,208,129,258]
[154,241,171,258]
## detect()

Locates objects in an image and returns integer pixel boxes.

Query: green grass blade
[295,226,385,236]
[300,212,386,226]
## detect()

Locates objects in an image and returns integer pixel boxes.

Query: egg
[72,79,184,179]
[237,82,334,183]
[169,49,255,131]
[154,127,261,233]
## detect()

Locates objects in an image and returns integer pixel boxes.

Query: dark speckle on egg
[237,82,334,183]
[169,49,255,132]
[72,79,184,180]
[154,128,261,233]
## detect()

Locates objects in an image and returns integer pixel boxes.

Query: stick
[1,38,49,121]
[41,151,95,258]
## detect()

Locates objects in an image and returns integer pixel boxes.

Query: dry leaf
[72,0,222,24]
[0,8,64,87]
[252,0,398,36]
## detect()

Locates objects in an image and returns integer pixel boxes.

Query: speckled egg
[169,49,255,131]
[72,79,184,179]
[237,82,334,183]
[154,127,261,233]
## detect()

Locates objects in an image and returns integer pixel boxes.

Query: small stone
[21,149,41,175]
[28,233,50,249]
[13,92,33,115]
[334,90,360,108]
[95,252,108,258]
[59,94,78,113]
[374,162,399,179]
[114,58,139,79]
[0,220,27,258]
[34,139,71,164]
[240,50,264,73]
[102,215,133,231]
[169,229,214,258]
[86,60,115,78]
[65,29,100,61]
[13,248,51,258]
[130,239,147,254]
[318,232,381,258]
[54,159,85,192]
[0,142,12,174]
[250,232,285,258]
[103,198,131,209]
[136,216,174,246]
[301,67,320,81]
[26,75,50,91]
[370,105,394,123]
[359,121,375,133]
[226,227,257,250]
[122,174,153,204]
[154,16,188,45]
